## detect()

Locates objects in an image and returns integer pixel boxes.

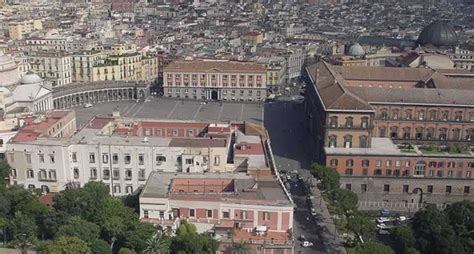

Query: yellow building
[241,32,263,46]
[8,20,43,40]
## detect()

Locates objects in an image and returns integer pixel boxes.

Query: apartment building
[27,51,72,87]
[8,20,43,40]
[7,114,270,196]
[72,50,106,82]
[163,60,267,101]
[140,172,294,254]
[450,44,474,71]
[305,61,474,211]
[253,56,286,90]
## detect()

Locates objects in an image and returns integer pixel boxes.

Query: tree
[57,216,100,244]
[170,221,219,254]
[353,241,395,254]
[43,236,91,254]
[347,214,375,240]
[122,222,156,253]
[8,211,38,251]
[444,201,474,252]
[231,241,251,254]
[118,247,136,254]
[330,188,358,214]
[391,225,416,253]
[0,160,11,186]
[412,204,464,254]
[309,163,340,191]
[90,239,112,254]
[142,232,171,254]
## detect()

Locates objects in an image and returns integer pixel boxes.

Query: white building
[27,51,73,87]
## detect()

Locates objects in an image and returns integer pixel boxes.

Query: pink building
[140,172,294,254]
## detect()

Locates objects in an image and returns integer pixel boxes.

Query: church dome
[0,51,21,87]
[21,72,43,85]
[348,43,365,56]
[417,21,458,47]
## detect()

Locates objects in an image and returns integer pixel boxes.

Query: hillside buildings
[305,61,474,211]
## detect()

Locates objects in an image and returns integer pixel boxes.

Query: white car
[84,103,93,108]
[376,223,387,229]
[398,216,407,222]
[302,241,313,247]
[376,217,391,224]
[310,208,317,216]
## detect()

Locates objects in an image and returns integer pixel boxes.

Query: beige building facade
[8,20,43,40]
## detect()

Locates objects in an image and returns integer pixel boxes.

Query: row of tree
[0,161,218,254]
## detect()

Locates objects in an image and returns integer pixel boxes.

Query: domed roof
[21,72,43,85]
[417,21,458,47]
[348,43,365,56]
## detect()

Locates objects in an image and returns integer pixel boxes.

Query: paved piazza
[73,97,264,128]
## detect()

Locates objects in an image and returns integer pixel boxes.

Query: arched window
[392,109,400,120]
[344,135,353,148]
[452,128,461,140]
[439,128,447,140]
[403,127,411,139]
[329,116,338,128]
[328,135,337,148]
[428,161,437,168]
[405,109,412,120]
[426,127,435,140]
[346,159,354,167]
[390,126,398,139]
[361,159,370,167]
[418,110,425,120]
[380,108,388,119]
[429,110,437,121]
[466,129,474,142]
[361,117,369,128]
[345,117,353,128]
[330,159,338,167]
[415,161,426,176]
[415,127,424,140]
[359,135,368,148]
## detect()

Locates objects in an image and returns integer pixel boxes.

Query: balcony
[326,124,372,130]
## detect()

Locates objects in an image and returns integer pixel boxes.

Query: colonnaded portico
[52,81,150,109]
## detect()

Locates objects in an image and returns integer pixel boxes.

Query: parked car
[84,103,93,108]
[376,223,387,229]
[376,217,391,224]
[302,241,313,247]
[310,208,317,216]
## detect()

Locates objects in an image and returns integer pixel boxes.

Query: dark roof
[358,36,416,48]
[417,21,458,47]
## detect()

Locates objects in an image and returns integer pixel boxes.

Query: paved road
[72,97,264,128]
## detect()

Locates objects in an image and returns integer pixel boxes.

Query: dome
[348,43,365,56]
[417,21,458,47]
[21,72,43,85]
[0,51,21,87]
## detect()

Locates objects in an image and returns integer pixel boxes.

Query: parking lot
[72,98,264,128]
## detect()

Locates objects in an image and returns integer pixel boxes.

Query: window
[329,116,338,128]
[376,160,382,167]
[448,161,455,168]
[90,168,97,179]
[467,171,472,178]
[103,169,110,179]
[114,184,121,194]
[403,185,409,193]
[374,169,382,176]
[405,109,412,120]
[446,185,452,194]
[37,154,44,163]
[429,110,437,121]
[11,168,17,179]
[386,160,392,167]
[138,154,144,165]
[156,155,166,164]
[362,168,368,176]
[361,184,367,193]
[361,160,369,167]
[345,184,352,190]
[185,159,193,165]
[113,169,120,180]
[328,135,337,148]
[403,127,411,139]
[392,109,399,120]
[386,169,392,176]
[448,170,453,177]
[437,170,444,177]
[330,159,338,167]
[418,110,425,120]
[124,154,131,164]
[361,117,369,128]
[359,135,368,148]
[415,161,426,176]
[384,184,390,192]
[189,209,195,217]
[442,111,449,121]
[102,153,109,164]
[263,212,270,220]
[345,117,353,128]
[380,109,388,119]
[344,135,352,148]
[72,152,77,162]
[455,111,463,121]
[126,185,133,194]
[222,211,229,219]
[112,154,118,164]
[415,127,424,140]
[379,126,387,137]
[125,170,132,180]
[26,169,34,179]
[346,159,354,167]
[464,186,470,194]
[207,210,213,218]
[89,153,95,163]
[427,185,433,193]
[242,211,247,220]
[390,126,398,139]
[139,169,146,180]
[26,154,31,164]
[73,168,79,179]
[143,210,149,219]
[49,154,55,163]
[452,128,461,140]
[345,168,353,176]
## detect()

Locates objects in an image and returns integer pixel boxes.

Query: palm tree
[142,232,171,254]
[231,241,251,254]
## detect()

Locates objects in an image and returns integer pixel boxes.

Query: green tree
[330,188,358,214]
[347,214,375,240]
[122,222,156,253]
[90,239,112,254]
[142,232,171,254]
[0,160,11,186]
[231,241,251,254]
[444,201,474,252]
[309,163,340,191]
[57,216,100,244]
[170,221,219,254]
[412,204,464,254]
[392,225,416,253]
[43,236,91,254]
[8,211,38,251]
[353,241,395,254]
